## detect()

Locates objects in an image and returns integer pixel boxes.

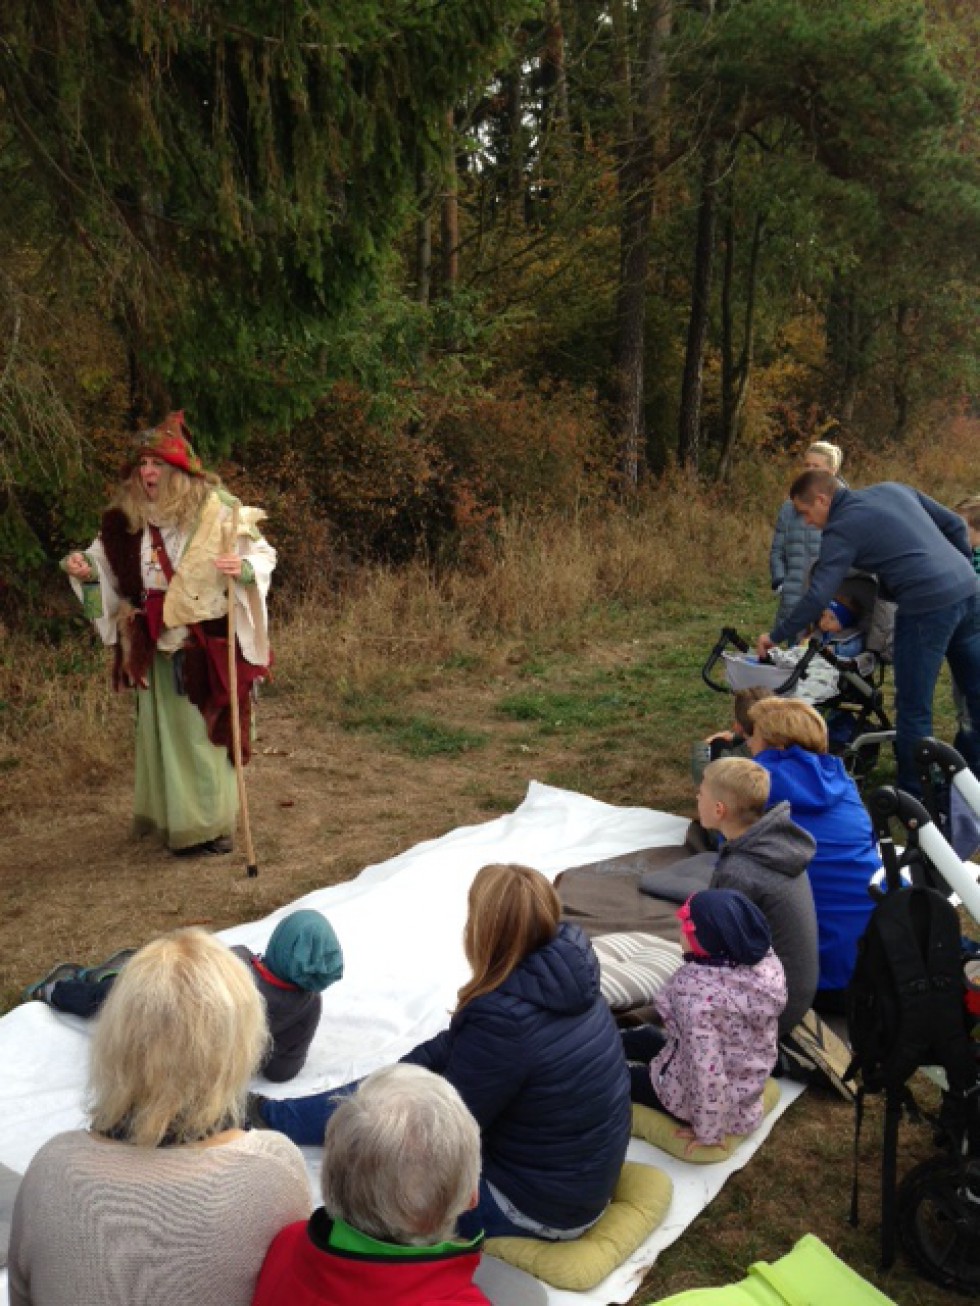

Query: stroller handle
[701,630,827,696]
[914,736,970,779]
[701,627,749,692]
[867,781,980,921]
[867,785,931,832]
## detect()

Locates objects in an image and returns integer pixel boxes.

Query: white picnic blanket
[0,781,803,1304]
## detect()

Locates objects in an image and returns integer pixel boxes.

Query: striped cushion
[592,932,684,1012]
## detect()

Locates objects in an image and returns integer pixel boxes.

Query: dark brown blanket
[556,821,714,939]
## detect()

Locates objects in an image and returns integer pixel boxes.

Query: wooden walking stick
[224,506,259,877]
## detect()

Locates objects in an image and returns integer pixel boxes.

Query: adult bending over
[253,1065,489,1305]
[8,929,311,1306]
[757,469,980,794]
[746,697,881,1011]
[63,411,275,854]
[254,863,632,1241]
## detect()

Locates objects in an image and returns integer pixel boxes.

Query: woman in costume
[63,412,275,855]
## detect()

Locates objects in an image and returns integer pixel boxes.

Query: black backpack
[844,882,979,1269]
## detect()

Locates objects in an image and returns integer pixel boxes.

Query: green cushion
[483,1161,673,1291]
[631,1078,781,1164]
[644,1233,898,1304]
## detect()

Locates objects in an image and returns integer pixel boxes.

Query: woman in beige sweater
[8,930,311,1306]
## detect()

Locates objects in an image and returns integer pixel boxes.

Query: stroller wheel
[898,1154,980,1295]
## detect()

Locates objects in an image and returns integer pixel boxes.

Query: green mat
[647,1233,896,1305]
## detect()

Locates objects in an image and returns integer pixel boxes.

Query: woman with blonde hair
[63,411,275,855]
[747,697,881,1012]
[8,929,311,1306]
[770,440,844,637]
[253,864,631,1241]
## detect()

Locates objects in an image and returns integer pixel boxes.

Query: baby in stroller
[813,592,866,660]
[701,572,895,779]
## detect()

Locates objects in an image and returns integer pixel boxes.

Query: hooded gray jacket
[710,802,820,1034]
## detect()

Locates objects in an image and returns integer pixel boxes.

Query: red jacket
[252,1212,490,1306]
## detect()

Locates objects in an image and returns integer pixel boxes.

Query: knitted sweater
[7,1129,311,1306]
[710,802,819,1034]
[650,951,787,1146]
[771,482,977,645]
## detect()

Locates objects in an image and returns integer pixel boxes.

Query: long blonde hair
[88,929,268,1147]
[113,462,217,533]
[456,864,559,1012]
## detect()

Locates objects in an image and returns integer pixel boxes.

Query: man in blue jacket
[756,469,980,794]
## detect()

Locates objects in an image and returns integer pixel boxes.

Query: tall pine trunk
[676,137,721,470]
[611,0,672,489]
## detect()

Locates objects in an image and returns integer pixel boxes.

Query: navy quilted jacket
[402,923,631,1230]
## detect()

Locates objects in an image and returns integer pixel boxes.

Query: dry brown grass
[2,417,979,1304]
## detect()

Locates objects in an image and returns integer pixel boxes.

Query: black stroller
[701,574,895,785]
[853,739,980,1292]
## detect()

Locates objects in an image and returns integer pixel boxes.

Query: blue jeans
[892,592,980,794]
[455,1179,543,1241]
[258,1080,359,1146]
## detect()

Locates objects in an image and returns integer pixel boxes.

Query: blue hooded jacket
[756,746,881,991]
[403,922,631,1230]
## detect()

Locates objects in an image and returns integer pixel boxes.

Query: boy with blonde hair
[700,758,819,1034]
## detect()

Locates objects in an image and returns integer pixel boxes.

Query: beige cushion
[631,1078,781,1164]
[592,932,684,1012]
[483,1162,673,1291]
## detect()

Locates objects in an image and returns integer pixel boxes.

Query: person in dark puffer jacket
[253,864,632,1241]
[769,441,844,635]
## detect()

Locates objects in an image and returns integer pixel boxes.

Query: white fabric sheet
[0,781,802,1305]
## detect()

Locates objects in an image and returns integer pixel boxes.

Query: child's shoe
[78,948,137,985]
[24,962,84,1003]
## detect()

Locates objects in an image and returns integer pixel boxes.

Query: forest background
[0,2,979,1303]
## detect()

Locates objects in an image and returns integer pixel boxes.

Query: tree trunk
[415,163,432,304]
[538,0,570,212]
[610,0,672,490]
[504,62,525,227]
[676,136,721,470]
[440,110,459,296]
[891,301,911,441]
[717,203,763,482]
[826,277,870,426]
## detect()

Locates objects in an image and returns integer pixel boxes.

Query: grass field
[1,435,977,1303]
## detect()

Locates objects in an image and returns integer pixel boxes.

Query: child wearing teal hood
[25,909,344,1083]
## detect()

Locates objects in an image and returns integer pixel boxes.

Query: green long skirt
[133,652,238,851]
